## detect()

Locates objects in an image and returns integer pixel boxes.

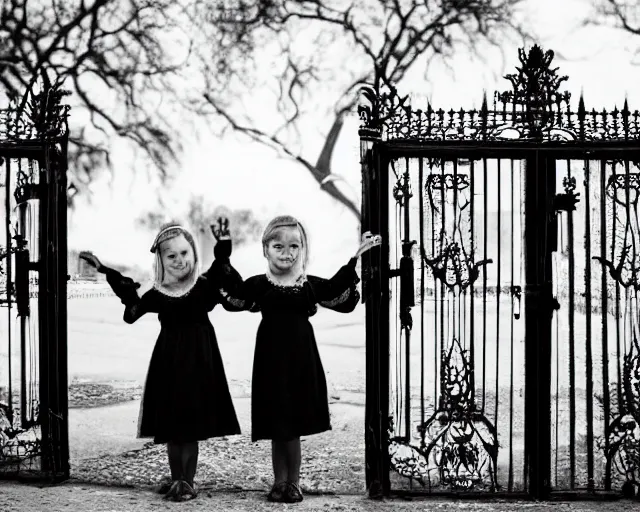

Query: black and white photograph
[2,0,640,510]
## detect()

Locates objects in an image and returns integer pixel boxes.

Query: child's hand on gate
[79,251,104,272]
[355,232,382,259]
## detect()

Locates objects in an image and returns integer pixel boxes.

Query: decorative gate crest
[359,44,640,143]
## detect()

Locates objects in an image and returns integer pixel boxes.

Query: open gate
[361,45,640,499]
[0,78,70,481]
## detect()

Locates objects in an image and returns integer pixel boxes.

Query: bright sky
[66,0,640,277]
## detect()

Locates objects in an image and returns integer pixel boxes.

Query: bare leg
[285,437,302,485]
[271,440,288,484]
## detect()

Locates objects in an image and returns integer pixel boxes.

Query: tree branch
[203,92,360,219]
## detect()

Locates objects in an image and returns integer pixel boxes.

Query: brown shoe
[284,482,303,503]
[267,481,288,502]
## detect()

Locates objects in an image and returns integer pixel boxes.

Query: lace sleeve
[219,275,261,312]
[308,258,360,313]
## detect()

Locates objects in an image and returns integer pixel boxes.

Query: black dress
[104,260,241,444]
[219,258,361,442]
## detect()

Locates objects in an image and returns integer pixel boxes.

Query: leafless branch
[1,0,195,199]
[190,0,525,218]
[203,92,360,219]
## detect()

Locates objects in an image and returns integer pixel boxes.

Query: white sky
[66,0,640,276]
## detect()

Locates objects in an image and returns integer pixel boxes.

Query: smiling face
[159,234,195,284]
[264,226,303,276]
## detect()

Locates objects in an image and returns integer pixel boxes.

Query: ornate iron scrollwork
[359,44,640,144]
[422,173,491,291]
[0,72,70,143]
[389,339,498,490]
[593,169,640,494]
[388,161,497,490]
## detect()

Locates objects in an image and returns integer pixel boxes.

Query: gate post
[38,141,70,480]
[359,88,390,498]
[523,153,555,499]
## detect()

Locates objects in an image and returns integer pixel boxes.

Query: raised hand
[211,217,232,260]
[210,217,231,241]
[355,231,382,259]
[79,251,104,272]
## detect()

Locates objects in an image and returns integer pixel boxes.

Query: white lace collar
[153,276,199,298]
[265,270,307,288]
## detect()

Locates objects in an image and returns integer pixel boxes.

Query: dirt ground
[3,481,640,512]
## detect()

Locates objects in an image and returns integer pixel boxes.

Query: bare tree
[590,1,640,62]
[191,0,526,220]
[0,0,195,200]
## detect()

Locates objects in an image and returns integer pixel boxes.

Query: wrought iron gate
[0,78,70,480]
[361,45,640,499]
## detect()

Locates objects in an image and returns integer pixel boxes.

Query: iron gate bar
[4,156,13,431]
[495,158,502,432]
[403,158,411,442]
[361,141,391,497]
[600,158,611,491]
[567,158,577,490]
[439,157,445,426]
[583,158,594,491]
[433,160,439,418]
[418,157,425,451]
[482,157,488,414]
[524,152,553,499]
[469,159,476,414]
[508,158,516,492]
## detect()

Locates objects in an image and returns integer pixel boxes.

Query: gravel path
[3,482,640,512]
[69,384,366,494]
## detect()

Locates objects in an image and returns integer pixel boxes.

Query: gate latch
[389,240,416,329]
[510,285,522,319]
[554,177,580,213]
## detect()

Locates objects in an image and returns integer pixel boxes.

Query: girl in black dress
[79,220,241,502]
[218,215,381,503]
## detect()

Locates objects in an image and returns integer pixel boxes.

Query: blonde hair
[261,215,309,271]
[150,223,200,290]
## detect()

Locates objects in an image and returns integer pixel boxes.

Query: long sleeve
[308,258,361,313]
[103,266,141,306]
[218,274,261,312]
[201,258,243,297]
[102,266,154,324]
[122,290,156,324]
